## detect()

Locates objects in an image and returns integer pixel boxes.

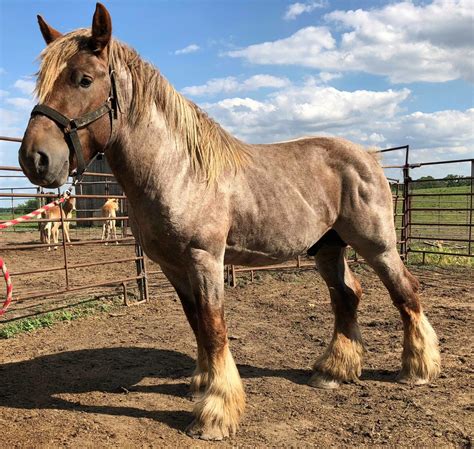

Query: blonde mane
[36,28,249,183]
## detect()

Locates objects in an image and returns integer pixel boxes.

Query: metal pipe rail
[0,216,129,224]
[409,222,473,227]
[409,236,473,243]
[10,256,143,277]
[0,192,126,199]
[409,207,471,212]
[14,275,145,303]
[0,237,135,251]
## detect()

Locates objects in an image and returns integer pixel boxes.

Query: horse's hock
[0,152,169,322]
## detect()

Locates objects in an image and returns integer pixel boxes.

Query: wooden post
[231,265,237,287]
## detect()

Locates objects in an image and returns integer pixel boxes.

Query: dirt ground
[0,231,472,448]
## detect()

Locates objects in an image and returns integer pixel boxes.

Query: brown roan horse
[18,3,440,441]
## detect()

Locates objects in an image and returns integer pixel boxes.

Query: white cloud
[389,109,474,149]
[0,107,28,137]
[318,71,342,83]
[243,74,290,90]
[5,97,35,111]
[201,81,411,143]
[228,26,336,64]
[13,78,35,96]
[228,0,474,83]
[284,1,327,20]
[174,44,200,55]
[193,79,473,172]
[0,90,9,98]
[182,74,289,96]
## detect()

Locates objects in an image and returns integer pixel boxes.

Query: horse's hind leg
[101,221,107,242]
[52,223,59,250]
[360,246,440,383]
[333,159,440,383]
[104,221,111,245]
[112,220,118,244]
[309,244,364,389]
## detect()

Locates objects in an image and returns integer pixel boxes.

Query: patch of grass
[0,297,119,339]
[0,210,38,230]
[408,244,473,267]
[390,184,472,260]
[272,271,307,283]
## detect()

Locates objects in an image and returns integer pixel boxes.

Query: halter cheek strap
[30,68,120,180]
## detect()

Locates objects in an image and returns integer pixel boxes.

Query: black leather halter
[30,68,120,179]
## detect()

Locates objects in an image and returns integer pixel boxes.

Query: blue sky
[0,0,473,184]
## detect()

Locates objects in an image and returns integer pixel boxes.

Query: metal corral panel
[75,157,125,227]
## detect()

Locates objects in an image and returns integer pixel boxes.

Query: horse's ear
[90,2,112,57]
[37,15,62,45]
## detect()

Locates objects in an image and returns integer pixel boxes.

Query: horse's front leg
[64,221,71,243]
[186,249,245,441]
[45,223,52,251]
[160,265,209,395]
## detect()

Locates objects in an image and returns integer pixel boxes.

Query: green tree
[16,198,41,214]
[414,175,435,189]
[445,174,469,187]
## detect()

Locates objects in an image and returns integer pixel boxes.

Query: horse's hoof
[397,373,430,385]
[308,372,340,389]
[185,420,228,441]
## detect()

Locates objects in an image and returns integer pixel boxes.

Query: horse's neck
[63,203,73,216]
[108,106,192,207]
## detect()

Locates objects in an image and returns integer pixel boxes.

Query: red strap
[0,258,13,316]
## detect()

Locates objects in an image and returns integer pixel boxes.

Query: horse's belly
[224,246,297,266]
[224,225,324,267]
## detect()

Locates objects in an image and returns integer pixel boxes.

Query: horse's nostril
[36,150,49,172]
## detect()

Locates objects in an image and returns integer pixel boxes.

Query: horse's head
[67,197,77,212]
[107,198,119,210]
[19,3,115,188]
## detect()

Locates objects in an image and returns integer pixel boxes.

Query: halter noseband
[30,68,120,180]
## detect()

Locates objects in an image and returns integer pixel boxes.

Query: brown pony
[42,197,76,250]
[18,4,440,440]
[101,198,119,244]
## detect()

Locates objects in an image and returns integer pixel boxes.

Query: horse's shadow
[0,347,309,431]
[0,347,398,432]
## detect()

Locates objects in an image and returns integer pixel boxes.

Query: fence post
[58,188,70,290]
[469,160,473,256]
[231,265,237,287]
[134,241,149,303]
[11,188,15,233]
[401,145,411,261]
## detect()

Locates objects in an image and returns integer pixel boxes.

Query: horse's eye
[80,77,92,88]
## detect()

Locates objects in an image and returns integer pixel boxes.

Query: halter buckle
[64,119,78,134]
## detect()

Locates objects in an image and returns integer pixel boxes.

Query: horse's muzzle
[18,144,69,188]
